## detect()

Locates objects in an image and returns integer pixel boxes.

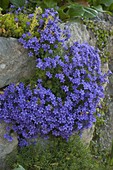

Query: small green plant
[89,0,113,15]
[84,20,112,63]
[0,13,30,38]
[13,135,102,170]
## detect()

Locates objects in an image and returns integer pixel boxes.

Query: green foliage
[1,0,113,20]
[28,0,99,20]
[0,0,9,11]
[64,3,98,19]
[0,13,29,38]
[22,0,113,21]
[89,0,113,15]
[37,0,57,9]
[14,135,101,170]
[89,0,113,7]
[10,0,25,8]
[13,165,25,170]
[0,0,25,11]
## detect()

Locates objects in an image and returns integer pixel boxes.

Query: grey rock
[81,126,95,146]
[67,22,90,44]
[0,37,36,88]
[94,95,113,150]
[0,122,18,170]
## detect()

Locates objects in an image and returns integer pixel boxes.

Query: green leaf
[67,4,85,18]
[58,8,70,20]
[104,10,113,15]
[89,0,99,6]
[99,0,113,7]
[35,1,47,10]
[83,7,98,18]
[92,5,105,12]
[88,7,98,14]
[9,0,25,8]
[13,165,25,170]
[109,3,113,11]
[43,0,57,8]
[0,0,9,10]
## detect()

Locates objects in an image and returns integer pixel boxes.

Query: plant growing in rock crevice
[0,3,112,170]
[84,20,113,63]
[0,9,107,146]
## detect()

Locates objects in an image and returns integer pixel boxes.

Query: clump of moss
[84,20,112,63]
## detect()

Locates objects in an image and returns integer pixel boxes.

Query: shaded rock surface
[81,126,95,146]
[0,37,36,88]
[0,122,18,170]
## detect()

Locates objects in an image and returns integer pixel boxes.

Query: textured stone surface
[100,55,113,149]
[107,39,113,94]
[97,98,113,150]
[81,126,95,146]
[88,16,113,149]
[67,22,90,44]
[0,122,18,170]
[0,37,36,88]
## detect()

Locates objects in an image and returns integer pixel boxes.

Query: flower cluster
[0,4,108,146]
[36,42,106,127]
[0,40,107,146]
[18,8,70,57]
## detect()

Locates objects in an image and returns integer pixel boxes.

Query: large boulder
[0,37,36,88]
